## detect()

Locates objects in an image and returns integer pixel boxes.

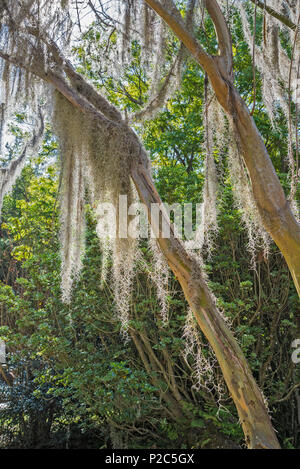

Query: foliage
[0,1,299,450]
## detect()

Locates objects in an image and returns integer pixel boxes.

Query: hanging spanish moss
[0,0,71,148]
[140,2,154,53]
[149,238,169,324]
[237,0,300,219]
[0,0,298,339]
[130,0,196,122]
[227,127,271,265]
[92,0,199,123]
[0,0,168,331]
[0,108,44,215]
[131,45,187,123]
[190,82,270,265]
[188,89,220,255]
[182,308,224,402]
[113,238,137,335]
[53,92,86,303]
[53,90,140,328]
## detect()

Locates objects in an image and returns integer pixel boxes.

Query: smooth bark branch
[0,1,285,449]
[203,0,233,79]
[230,89,300,298]
[142,0,300,448]
[249,0,297,30]
[144,0,300,298]
[48,0,283,448]
[1,53,280,450]
[131,162,280,449]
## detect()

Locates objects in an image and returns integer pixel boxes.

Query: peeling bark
[144,0,300,298]
[131,162,280,449]
[0,0,288,448]
[37,51,281,449]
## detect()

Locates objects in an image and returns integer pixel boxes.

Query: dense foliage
[0,2,299,449]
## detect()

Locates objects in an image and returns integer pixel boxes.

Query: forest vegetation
[0,0,299,450]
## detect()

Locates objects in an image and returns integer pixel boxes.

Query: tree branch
[25,27,123,123]
[144,0,230,110]
[249,0,297,30]
[145,0,300,299]
[203,0,233,79]
[0,107,44,211]
[275,382,300,403]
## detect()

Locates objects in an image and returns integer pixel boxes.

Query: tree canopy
[0,0,299,450]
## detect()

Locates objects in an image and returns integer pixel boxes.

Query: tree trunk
[38,43,281,449]
[0,9,282,446]
[144,0,300,299]
[131,163,280,449]
[130,329,186,422]
[229,90,300,298]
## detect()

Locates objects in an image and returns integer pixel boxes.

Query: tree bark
[40,61,280,446]
[0,2,284,447]
[131,162,280,449]
[230,89,300,297]
[144,0,300,297]
[249,0,296,31]
[42,51,282,449]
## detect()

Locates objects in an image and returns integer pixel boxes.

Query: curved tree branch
[144,0,300,299]
[203,0,233,79]
[0,0,283,449]
[0,107,44,212]
[142,0,230,110]
[275,382,300,403]
[249,0,297,30]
